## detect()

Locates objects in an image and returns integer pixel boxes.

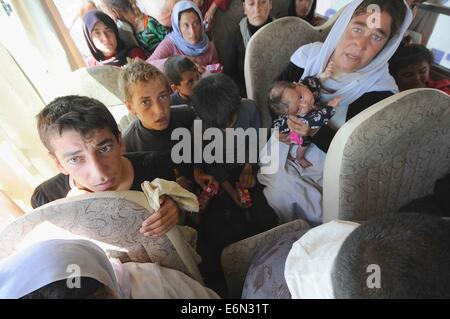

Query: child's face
[125,79,172,131]
[394,60,430,91]
[283,84,315,116]
[172,70,200,99]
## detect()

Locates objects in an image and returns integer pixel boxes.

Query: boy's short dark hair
[389,44,434,76]
[21,277,113,299]
[332,213,450,298]
[268,81,296,115]
[119,59,170,102]
[190,73,241,129]
[164,56,197,85]
[37,95,120,153]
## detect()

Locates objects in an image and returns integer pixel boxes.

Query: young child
[164,56,200,105]
[192,0,230,31]
[268,63,340,168]
[119,59,195,190]
[191,73,279,250]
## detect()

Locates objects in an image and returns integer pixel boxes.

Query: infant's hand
[319,61,335,81]
[328,96,342,108]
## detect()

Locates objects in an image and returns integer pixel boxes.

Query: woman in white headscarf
[258,0,413,225]
[0,239,219,299]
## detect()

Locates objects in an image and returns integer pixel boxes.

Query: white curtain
[0,43,58,214]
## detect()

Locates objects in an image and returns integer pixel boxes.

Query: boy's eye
[141,99,151,106]
[68,156,82,165]
[98,145,112,153]
[352,27,363,33]
[159,94,170,101]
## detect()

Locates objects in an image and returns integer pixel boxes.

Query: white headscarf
[0,239,120,299]
[290,0,413,128]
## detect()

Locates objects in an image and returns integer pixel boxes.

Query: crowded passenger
[30,95,180,237]
[97,0,169,56]
[268,62,340,171]
[147,1,220,72]
[287,0,326,26]
[222,0,273,97]
[258,0,413,225]
[390,44,450,94]
[164,56,200,105]
[0,239,219,299]
[190,73,279,251]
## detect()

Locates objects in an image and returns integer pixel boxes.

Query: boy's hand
[319,61,334,81]
[194,168,219,191]
[239,164,256,189]
[328,96,342,108]
[140,195,179,237]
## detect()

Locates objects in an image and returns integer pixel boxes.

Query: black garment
[276,62,394,152]
[222,18,273,98]
[31,152,175,209]
[123,105,195,154]
[197,99,278,248]
[201,99,262,184]
[170,92,190,106]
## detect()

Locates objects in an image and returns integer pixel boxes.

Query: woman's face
[243,0,272,27]
[179,11,202,44]
[91,21,118,57]
[295,0,314,18]
[394,61,430,91]
[331,11,392,74]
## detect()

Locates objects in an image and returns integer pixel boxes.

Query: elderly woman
[258,0,414,225]
[288,0,326,26]
[82,10,147,66]
[222,0,273,97]
[147,1,219,71]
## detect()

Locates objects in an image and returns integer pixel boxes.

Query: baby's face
[283,84,315,116]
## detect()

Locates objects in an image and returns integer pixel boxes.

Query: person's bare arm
[239,163,256,189]
[140,195,179,236]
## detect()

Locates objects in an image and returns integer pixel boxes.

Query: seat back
[0,191,201,279]
[221,219,310,298]
[209,0,292,62]
[244,17,332,128]
[323,89,450,222]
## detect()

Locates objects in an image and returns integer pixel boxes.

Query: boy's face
[171,70,199,100]
[49,128,125,193]
[126,79,172,131]
[283,84,315,116]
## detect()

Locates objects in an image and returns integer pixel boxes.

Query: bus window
[52,0,92,65]
[423,1,450,69]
